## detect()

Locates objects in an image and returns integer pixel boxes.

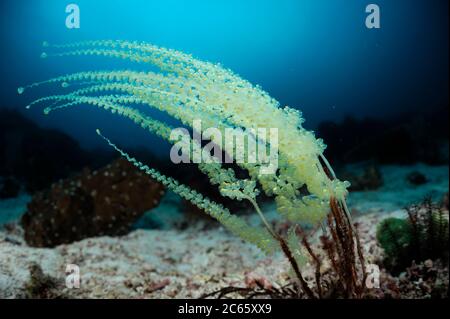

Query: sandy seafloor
[0,163,448,298]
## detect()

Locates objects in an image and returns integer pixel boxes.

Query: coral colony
[19,40,366,298]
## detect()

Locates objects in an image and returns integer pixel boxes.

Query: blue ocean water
[0,0,448,152]
[0,1,449,301]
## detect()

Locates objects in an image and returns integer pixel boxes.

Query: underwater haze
[1,0,448,151]
[0,0,449,301]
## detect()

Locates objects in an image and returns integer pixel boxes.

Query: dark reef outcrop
[21,158,165,247]
[317,107,449,166]
[0,109,91,192]
[0,177,21,199]
[339,164,383,191]
[406,171,428,186]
